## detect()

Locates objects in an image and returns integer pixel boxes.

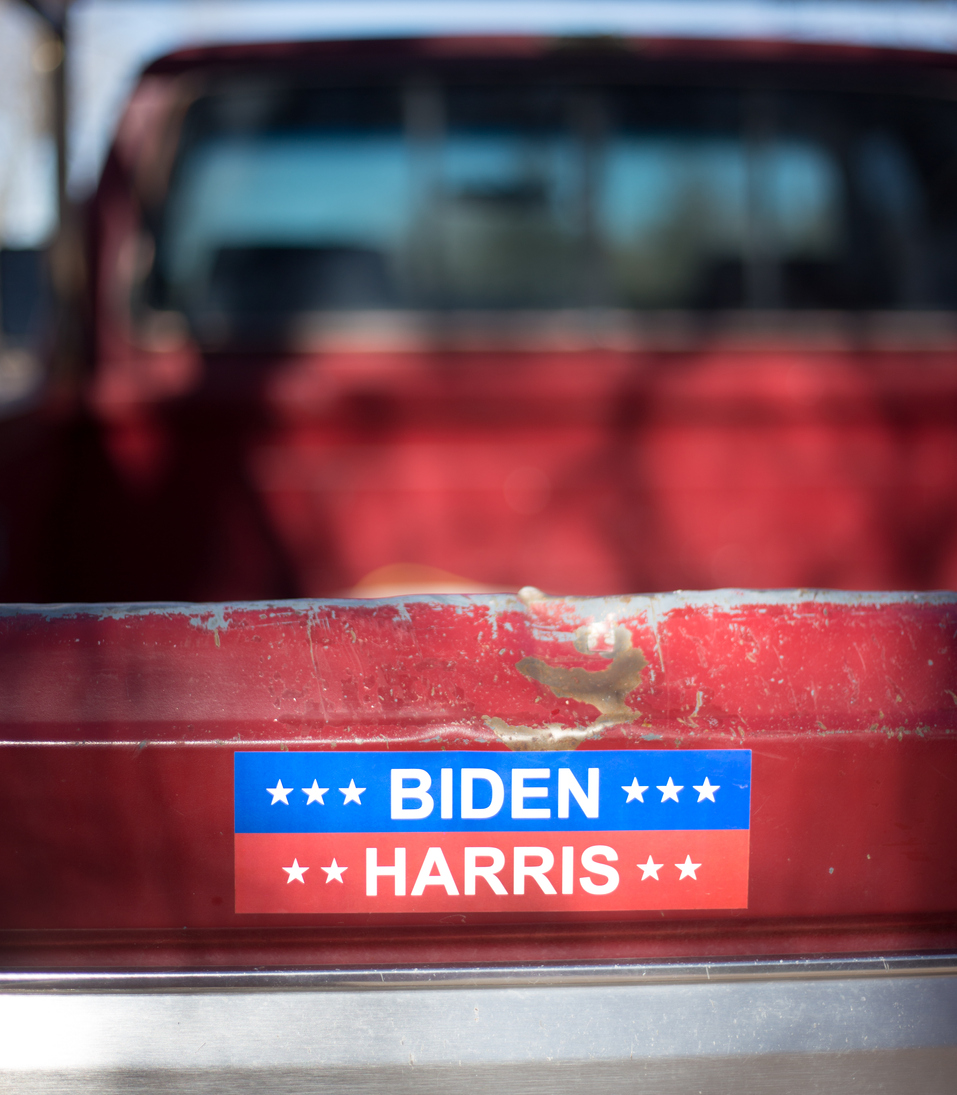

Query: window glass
[602,136,842,306]
[164,134,412,309]
[426,131,580,307]
[147,73,957,338]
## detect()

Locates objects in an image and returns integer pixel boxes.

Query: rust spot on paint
[488,626,648,751]
[516,626,647,720]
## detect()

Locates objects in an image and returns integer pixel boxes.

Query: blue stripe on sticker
[234,749,751,834]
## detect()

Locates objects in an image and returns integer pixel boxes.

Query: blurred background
[0,0,58,407]
[5,0,957,602]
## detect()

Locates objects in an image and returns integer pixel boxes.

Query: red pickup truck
[11,15,957,600]
[0,11,955,1093]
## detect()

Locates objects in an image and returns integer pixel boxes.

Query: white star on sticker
[657,777,683,803]
[302,780,329,805]
[693,777,719,802]
[638,854,663,880]
[676,855,701,880]
[321,858,348,884]
[339,779,365,805]
[622,778,649,803]
[283,858,308,884]
[267,779,292,805]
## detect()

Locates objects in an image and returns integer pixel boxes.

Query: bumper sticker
[234,749,751,914]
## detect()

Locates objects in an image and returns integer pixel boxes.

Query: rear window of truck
[145,72,957,339]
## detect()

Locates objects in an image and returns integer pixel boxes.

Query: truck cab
[10,27,957,600]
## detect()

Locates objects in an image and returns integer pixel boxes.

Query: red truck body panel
[67,336,957,601]
[1,591,954,967]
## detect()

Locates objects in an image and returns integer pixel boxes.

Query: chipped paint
[515,625,647,720]
[482,716,607,751]
[1,591,956,746]
[2,586,957,627]
[486,624,649,751]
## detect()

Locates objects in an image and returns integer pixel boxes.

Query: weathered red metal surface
[0,591,954,967]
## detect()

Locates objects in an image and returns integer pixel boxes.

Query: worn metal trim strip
[2,953,955,993]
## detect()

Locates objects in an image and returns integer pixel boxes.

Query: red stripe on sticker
[235,829,749,914]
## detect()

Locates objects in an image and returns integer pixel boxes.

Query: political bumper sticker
[234,749,751,914]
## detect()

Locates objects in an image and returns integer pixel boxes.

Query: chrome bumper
[1,956,955,1092]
